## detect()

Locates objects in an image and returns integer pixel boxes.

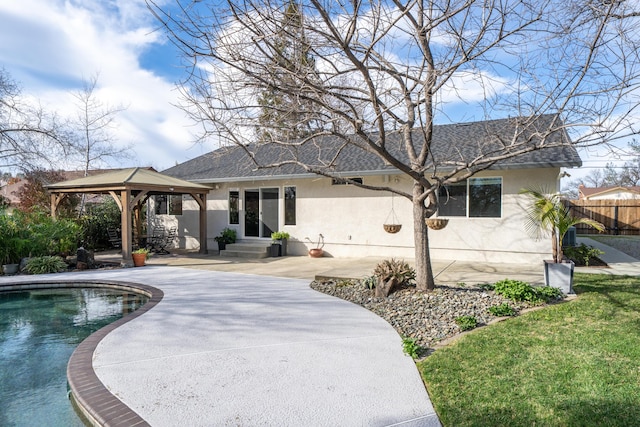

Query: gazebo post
[121,189,133,266]
[198,192,208,254]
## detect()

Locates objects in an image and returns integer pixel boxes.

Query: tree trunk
[413,184,435,292]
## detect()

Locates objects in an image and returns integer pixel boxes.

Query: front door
[244,188,279,238]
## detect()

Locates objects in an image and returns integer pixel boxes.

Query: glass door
[244,190,259,237]
[261,188,279,237]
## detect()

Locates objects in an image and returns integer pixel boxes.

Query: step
[220,242,271,259]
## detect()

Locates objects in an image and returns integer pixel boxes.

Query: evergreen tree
[256,1,320,143]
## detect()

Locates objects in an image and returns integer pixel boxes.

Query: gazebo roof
[46,167,211,194]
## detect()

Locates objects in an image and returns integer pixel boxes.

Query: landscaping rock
[310,280,533,349]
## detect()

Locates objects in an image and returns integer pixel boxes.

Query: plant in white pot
[521,188,604,294]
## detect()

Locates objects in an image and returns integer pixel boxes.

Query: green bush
[402,337,422,359]
[493,279,564,304]
[455,316,478,331]
[0,210,82,263]
[488,303,517,317]
[271,231,290,240]
[25,256,68,274]
[80,199,122,249]
[215,227,237,244]
[564,243,604,266]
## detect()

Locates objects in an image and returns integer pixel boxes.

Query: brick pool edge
[0,279,163,427]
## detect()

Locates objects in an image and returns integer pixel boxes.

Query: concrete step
[220,242,271,259]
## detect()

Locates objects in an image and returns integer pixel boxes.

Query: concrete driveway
[1,266,441,426]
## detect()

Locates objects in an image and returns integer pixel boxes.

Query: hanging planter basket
[383,192,402,234]
[425,217,449,230]
[383,224,402,234]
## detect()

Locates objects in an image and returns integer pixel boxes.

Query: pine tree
[256,1,319,143]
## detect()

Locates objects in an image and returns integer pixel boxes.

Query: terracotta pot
[132,253,147,267]
[308,248,324,258]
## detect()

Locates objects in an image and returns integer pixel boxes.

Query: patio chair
[107,228,122,249]
[148,226,177,255]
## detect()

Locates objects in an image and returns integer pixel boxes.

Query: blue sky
[0,0,627,182]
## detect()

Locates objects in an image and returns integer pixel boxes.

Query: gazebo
[46,167,211,265]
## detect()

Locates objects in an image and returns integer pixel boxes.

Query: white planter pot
[544,260,575,294]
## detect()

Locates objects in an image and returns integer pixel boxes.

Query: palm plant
[521,188,605,263]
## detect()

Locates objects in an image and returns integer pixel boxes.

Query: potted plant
[132,248,150,267]
[306,234,325,258]
[271,231,290,257]
[521,188,604,293]
[214,227,237,251]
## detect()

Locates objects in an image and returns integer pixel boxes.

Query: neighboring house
[161,116,581,264]
[0,178,23,211]
[578,185,640,200]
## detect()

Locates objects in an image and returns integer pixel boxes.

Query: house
[578,185,640,200]
[159,116,581,264]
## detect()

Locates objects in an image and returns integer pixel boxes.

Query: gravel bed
[310,280,538,350]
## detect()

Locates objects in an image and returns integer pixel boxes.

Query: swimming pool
[0,287,148,426]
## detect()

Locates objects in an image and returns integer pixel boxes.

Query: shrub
[493,279,564,304]
[402,337,422,359]
[362,275,376,290]
[80,199,121,249]
[488,303,517,317]
[373,259,416,285]
[215,227,237,244]
[494,279,540,302]
[25,256,68,274]
[455,316,478,331]
[564,243,604,266]
[271,231,290,240]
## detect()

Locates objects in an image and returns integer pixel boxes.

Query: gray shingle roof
[164,115,581,182]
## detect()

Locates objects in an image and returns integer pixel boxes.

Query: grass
[417,273,640,427]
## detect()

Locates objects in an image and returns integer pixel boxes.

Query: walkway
[0,267,440,427]
[3,242,640,426]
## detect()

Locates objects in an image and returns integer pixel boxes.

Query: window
[229,190,239,224]
[154,195,183,215]
[284,186,296,225]
[469,177,501,217]
[438,183,467,217]
[438,177,502,218]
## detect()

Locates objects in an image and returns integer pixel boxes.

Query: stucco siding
[153,168,561,263]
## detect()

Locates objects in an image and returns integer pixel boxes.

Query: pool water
[0,288,148,427]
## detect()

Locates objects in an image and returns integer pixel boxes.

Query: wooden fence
[564,199,640,235]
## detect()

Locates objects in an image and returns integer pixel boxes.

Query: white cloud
[0,0,197,172]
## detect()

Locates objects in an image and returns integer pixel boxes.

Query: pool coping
[0,280,163,427]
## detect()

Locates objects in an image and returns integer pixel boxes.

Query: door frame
[242,187,280,238]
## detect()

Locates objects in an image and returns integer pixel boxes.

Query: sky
[0,0,210,172]
[0,0,632,182]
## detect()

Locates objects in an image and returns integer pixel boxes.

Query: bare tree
[70,73,130,214]
[0,68,71,171]
[149,0,640,291]
[71,74,130,174]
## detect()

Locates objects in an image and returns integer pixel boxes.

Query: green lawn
[418,273,640,427]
